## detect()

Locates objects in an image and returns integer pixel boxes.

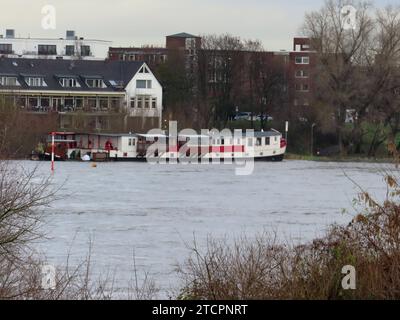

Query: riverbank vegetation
[178,157,400,299]
[0,159,158,299]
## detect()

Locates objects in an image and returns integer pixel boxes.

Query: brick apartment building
[289,37,315,110]
[109,33,315,117]
[109,32,201,70]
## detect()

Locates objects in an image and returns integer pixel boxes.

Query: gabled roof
[167,32,198,38]
[0,58,145,92]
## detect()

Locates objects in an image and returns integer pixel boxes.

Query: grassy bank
[285,152,395,163]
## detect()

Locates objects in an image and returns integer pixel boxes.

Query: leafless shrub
[178,165,400,300]
[0,160,158,300]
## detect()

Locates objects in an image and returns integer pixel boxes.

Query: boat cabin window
[128,139,132,146]
[221,139,224,145]
[132,139,136,146]
[265,137,270,145]
[247,138,253,147]
[256,138,262,146]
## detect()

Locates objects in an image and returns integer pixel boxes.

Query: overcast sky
[0,0,395,51]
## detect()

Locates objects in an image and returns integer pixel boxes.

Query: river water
[22,160,393,297]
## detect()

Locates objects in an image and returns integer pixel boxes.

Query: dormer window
[0,76,20,86]
[85,78,106,88]
[59,78,80,88]
[25,77,47,87]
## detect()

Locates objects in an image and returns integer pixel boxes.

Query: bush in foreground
[178,168,400,299]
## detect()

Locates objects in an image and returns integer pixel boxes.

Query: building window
[256,138,262,146]
[295,83,309,92]
[138,66,150,74]
[128,139,132,146]
[0,76,20,86]
[295,70,309,78]
[145,97,150,108]
[136,79,152,89]
[151,97,157,108]
[81,45,91,56]
[137,96,144,108]
[0,44,12,54]
[38,45,57,55]
[26,77,47,87]
[265,137,270,145]
[85,79,105,88]
[295,56,310,64]
[65,45,75,56]
[136,80,146,88]
[59,78,80,88]
[130,98,136,108]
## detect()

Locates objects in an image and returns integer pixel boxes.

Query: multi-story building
[0,29,111,60]
[109,32,201,69]
[288,37,316,110]
[0,58,162,131]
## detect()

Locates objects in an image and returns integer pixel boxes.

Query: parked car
[233,112,252,121]
[233,112,273,122]
[256,114,273,121]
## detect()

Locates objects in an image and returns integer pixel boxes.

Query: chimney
[6,29,15,39]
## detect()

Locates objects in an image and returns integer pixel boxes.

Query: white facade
[125,64,163,127]
[0,30,111,60]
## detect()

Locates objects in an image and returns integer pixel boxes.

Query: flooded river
[22,160,392,297]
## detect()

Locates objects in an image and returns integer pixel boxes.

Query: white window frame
[295,70,309,78]
[26,77,47,87]
[85,79,105,88]
[295,83,310,92]
[136,79,152,89]
[151,97,157,108]
[0,76,20,86]
[295,56,310,64]
[59,78,81,88]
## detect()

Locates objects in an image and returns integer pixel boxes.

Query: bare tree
[303,0,380,154]
[247,50,288,129]
[197,34,248,127]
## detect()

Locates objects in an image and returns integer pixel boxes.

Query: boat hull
[109,154,285,162]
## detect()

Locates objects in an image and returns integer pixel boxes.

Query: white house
[125,63,163,126]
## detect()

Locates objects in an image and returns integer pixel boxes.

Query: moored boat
[36,129,287,162]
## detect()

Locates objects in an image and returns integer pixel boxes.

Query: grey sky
[0,0,395,51]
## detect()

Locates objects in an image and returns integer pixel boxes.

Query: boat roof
[64,130,281,138]
[251,131,281,137]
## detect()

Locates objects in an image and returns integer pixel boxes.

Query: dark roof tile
[0,58,144,92]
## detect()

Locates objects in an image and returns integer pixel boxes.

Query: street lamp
[311,123,316,156]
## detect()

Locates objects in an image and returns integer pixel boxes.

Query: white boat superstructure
[41,130,287,162]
